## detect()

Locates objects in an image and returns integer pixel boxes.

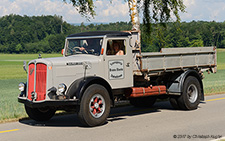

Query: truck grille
[27,63,47,101]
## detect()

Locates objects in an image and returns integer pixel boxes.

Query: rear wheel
[170,76,201,110]
[78,84,110,127]
[130,96,157,107]
[169,96,180,109]
[25,106,56,121]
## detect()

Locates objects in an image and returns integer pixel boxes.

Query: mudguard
[66,76,113,101]
[167,69,204,100]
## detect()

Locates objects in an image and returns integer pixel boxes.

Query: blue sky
[1,0,225,23]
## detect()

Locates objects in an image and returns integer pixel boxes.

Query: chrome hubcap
[89,94,105,118]
[187,84,198,103]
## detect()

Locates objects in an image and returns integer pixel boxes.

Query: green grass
[202,48,225,94]
[0,54,61,80]
[217,49,225,70]
[0,54,61,121]
[203,70,225,94]
[0,50,225,122]
[0,79,27,121]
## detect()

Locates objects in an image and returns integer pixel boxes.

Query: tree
[63,0,185,49]
[63,0,185,32]
[15,43,23,53]
[63,0,95,19]
[190,39,204,47]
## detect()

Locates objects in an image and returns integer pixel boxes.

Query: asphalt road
[1,94,225,141]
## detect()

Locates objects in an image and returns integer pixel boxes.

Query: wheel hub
[187,84,198,103]
[89,94,105,118]
[94,103,99,109]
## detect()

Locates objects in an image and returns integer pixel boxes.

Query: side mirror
[61,49,64,55]
[23,61,27,73]
[129,37,133,47]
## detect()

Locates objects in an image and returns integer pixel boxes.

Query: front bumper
[18,97,79,108]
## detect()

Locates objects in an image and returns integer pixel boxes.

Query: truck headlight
[58,83,67,93]
[19,82,25,92]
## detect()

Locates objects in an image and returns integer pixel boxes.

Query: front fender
[66,77,85,99]
[66,76,113,101]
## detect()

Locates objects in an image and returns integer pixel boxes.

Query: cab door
[103,38,133,89]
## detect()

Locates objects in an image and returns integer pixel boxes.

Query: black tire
[176,76,201,110]
[78,84,110,127]
[130,96,157,107]
[169,96,181,110]
[25,105,56,121]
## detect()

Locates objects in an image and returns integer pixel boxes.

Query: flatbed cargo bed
[137,47,217,75]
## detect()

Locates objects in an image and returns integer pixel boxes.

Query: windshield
[66,38,102,56]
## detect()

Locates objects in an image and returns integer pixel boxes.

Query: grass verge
[0,79,27,121]
[203,69,225,94]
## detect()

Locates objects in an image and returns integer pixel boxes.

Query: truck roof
[67,31,131,38]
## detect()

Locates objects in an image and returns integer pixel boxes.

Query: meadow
[0,50,225,122]
[0,54,61,121]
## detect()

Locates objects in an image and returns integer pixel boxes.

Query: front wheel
[78,84,110,127]
[25,106,56,121]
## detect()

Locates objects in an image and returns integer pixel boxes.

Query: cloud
[94,0,129,22]
[0,0,130,23]
[181,0,225,22]
[183,0,195,7]
[0,0,83,23]
[2,0,225,23]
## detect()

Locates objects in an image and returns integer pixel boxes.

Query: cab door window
[106,40,126,55]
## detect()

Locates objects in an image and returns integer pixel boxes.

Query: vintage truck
[18,31,217,126]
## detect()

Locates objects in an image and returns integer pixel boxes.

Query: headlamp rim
[58,83,67,93]
[19,82,25,92]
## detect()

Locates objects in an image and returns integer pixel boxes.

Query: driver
[79,39,100,54]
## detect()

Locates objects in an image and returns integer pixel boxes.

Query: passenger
[113,42,124,55]
[106,42,114,55]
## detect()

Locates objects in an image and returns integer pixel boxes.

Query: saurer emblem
[29,68,34,75]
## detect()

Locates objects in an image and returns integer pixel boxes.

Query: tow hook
[31,91,37,101]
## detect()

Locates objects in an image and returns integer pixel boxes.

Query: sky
[0,0,225,23]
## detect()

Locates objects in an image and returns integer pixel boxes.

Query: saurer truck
[18,30,217,126]
[18,1,217,126]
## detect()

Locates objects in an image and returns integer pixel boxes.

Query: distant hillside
[0,14,132,53]
[70,22,109,26]
[0,14,224,53]
[0,14,71,53]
